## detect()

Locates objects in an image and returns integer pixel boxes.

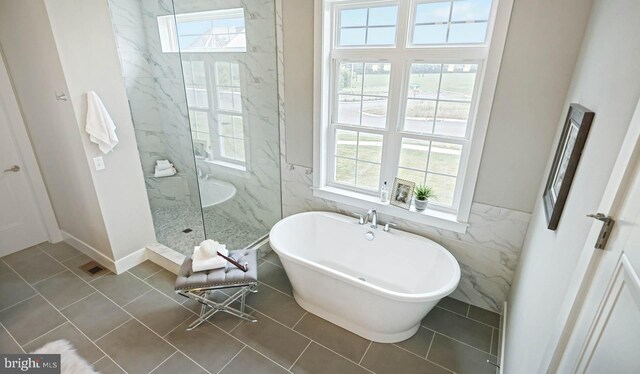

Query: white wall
[282,0,314,167]
[473,0,594,212]
[504,0,640,370]
[44,0,156,261]
[281,0,593,213]
[0,0,156,264]
[0,0,112,257]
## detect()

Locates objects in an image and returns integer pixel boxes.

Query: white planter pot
[414,198,428,211]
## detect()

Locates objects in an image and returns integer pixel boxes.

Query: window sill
[203,159,247,172]
[312,186,469,234]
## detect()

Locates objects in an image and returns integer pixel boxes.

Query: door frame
[0,47,62,244]
[539,96,640,372]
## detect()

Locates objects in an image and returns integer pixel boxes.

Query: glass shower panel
[109,0,207,254]
[172,0,283,250]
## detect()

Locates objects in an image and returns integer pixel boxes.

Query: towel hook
[55,92,67,101]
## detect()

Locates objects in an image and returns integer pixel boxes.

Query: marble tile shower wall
[279,164,531,314]
[109,0,201,209]
[178,0,283,238]
[110,0,282,243]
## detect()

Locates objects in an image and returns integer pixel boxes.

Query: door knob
[3,165,20,173]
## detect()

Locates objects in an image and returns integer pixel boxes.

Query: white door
[551,102,640,373]
[0,73,49,256]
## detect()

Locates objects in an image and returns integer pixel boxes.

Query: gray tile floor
[0,243,500,374]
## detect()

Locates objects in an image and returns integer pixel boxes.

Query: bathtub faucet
[367,208,378,229]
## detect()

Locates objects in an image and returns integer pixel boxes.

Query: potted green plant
[413,184,435,211]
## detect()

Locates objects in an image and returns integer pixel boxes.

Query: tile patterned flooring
[0,243,501,374]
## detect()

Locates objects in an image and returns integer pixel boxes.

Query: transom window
[317,0,504,219]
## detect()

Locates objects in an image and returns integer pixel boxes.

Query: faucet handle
[383,222,397,232]
[351,212,366,225]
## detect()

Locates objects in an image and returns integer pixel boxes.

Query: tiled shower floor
[0,242,500,374]
[151,204,264,255]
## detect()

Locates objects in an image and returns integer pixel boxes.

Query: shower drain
[358,277,366,282]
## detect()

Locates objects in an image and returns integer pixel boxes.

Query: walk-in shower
[108,0,282,255]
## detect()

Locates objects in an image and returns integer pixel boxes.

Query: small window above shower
[157,8,247,53]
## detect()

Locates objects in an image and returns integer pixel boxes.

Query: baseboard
[60,230,147,274]
[499,301,507,374]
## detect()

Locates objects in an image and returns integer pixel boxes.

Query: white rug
[31,339,98,374]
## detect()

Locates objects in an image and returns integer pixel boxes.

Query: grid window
[322,0,500,213]
[412,0,492,45]
[183,61,209,109]
[218,114,245,161]
[404,63,477,137]
[158,9,247,53]
[214,61,242,112]
[334,129,383,190]
[189,110,211,151]
[338,5,398,46]
[337,62,391,128]
[397,139,462,206]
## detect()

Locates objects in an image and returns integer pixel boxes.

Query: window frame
[313,0,514,232]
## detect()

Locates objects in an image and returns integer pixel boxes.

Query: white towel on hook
[85,91,118,154]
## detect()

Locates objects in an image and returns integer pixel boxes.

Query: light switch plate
[93,156,105,171]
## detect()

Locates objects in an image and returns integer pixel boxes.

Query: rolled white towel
[154,166,177,177]
[193,243,228,262]
[197,239,227,259]
[192,256,226,272]
[155,161,174,171]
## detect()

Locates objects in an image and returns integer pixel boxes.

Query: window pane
[357,132,383,163]
[193,111,209,132]
[234,139,245,161]
[339,28,366,46]
[428,142,462,176]
[183,62,194,83]
[221,137,235,158]
[192,61,206,83]
[399,138,430,170]
[440,64,477,101]
[335,129,357,158]
[340,8,367,27]
[356,162,380,190]
[337,95,361,125]
[366,27,396,45]
[361,98,387,128]
[232,116,244,138]
[231,63,241,86]
[368,6,398,26]
[409,64,441,100]
[398,168,425,186]
[426,173,456,206]
[216,62,232,86]
[186,88,196,106]
[231,87,242,112]
[415,2,451,23]
[448,22,488,44]
[404,99,436,133]
[451,0,492,22]
[435,101,470,137]
[335,157,356,185]
[195,87,208,107]
[339,63,363,94]
[363,63,390,96]
[219,115,234,136]
[218,89,234,110]
[413,24,448,44]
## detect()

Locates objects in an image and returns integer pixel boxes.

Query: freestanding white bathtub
[269,211,461,343]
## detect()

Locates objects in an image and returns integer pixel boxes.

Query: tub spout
[367,208,378,229]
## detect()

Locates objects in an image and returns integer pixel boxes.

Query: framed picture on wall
[390,178,415,210]
[543,103,595,230]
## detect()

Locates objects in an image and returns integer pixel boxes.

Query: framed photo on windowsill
[390,178,415,210]
[543,103,595,230]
